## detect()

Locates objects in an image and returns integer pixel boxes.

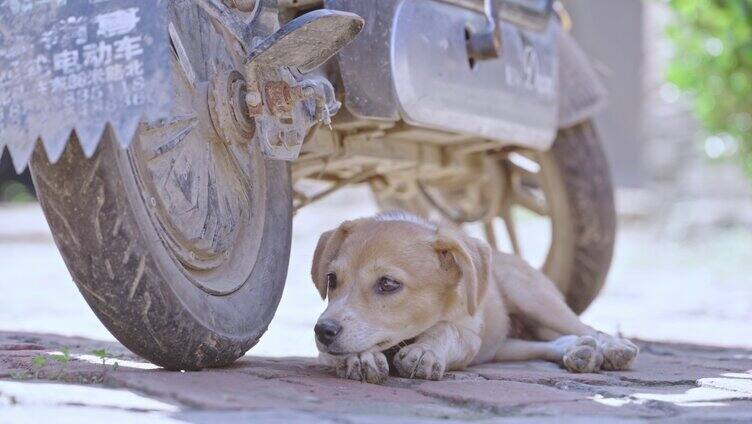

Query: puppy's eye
[326,272,337,291]
[376,276,402,294]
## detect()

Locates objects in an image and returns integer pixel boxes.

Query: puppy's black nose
[314,320,342,346]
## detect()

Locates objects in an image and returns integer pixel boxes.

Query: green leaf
[32,355,46,369]
[90,349,108,360]
[50,347,71,364]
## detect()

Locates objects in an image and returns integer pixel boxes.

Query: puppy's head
[311,213,490,355]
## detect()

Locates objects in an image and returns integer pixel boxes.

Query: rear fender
[326,0,606,149]
[557,29,607,128]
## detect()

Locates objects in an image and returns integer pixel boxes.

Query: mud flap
[0,0,172,172]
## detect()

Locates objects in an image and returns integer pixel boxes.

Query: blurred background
[0,0,750,358]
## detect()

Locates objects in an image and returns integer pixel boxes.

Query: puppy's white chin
[321,349,352,356]
[319,345,368,356]
[316,341,357,356]
[317,340,385,356]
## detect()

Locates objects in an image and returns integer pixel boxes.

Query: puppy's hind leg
[493,339,564,363]
[498,255,595,338]
[496,256,637,372]
[494,337,604,373]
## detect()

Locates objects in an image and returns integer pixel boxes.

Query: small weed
[90,348,121,376]
[46,347,72,380]
[30,355,47,379]
[49,347,71,365]
[90,349,108,364]
[31,355,47,369]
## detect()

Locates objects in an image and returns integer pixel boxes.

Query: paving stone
[676,400,752,423]
[416,379,585,412]
[228,356,331,380]
[517,398,671,420]
[2,331,752,422]
[0,343,46,351]
[0,332,127,357]
[607,352,741,386]
[469,360,623,386]
[640,343,752,374]
[107,366,478,419]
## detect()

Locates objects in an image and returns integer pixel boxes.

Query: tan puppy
[312,212,638,384]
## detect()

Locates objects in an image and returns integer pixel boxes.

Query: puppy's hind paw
[394,344,446,381]
[562,336,604,373]
[334,350,390,384]
[598,335,639,371]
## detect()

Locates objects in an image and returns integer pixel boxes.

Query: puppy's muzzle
[314,319,342,346]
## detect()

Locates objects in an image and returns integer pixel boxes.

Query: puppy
[312,212,638,384]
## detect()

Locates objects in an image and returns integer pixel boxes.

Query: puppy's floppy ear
[434,228,491,316]
[311,221,355,300]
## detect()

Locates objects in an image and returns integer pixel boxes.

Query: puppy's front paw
[597,334,639,371]
[562,335,604,373]
[394,344,446,380]
[334,350,389,384]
